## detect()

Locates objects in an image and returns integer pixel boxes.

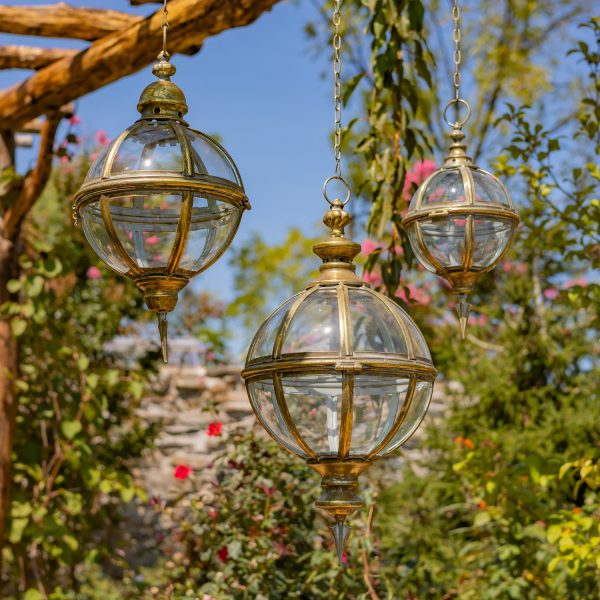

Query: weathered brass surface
[73,55,249,361]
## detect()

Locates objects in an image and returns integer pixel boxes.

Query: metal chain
[161,0,170,58]
[452,0,461,101]
[333,0,342,177]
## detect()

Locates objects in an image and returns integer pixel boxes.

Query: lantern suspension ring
[72,0,250,362]
[242,0,437,566]
[401,0,520,339]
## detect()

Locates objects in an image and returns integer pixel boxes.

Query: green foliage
[1,155,158,596]
[227,228,319,329]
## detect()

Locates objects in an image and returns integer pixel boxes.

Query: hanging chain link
[451,0,461,101]
[161,0,170,58]
[332,0,342,178]
[323,0,351,207]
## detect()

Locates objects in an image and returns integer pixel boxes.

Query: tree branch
[0,0,281,129]
[4,113,61,239]
[0,3,140,41]
[0,45,78,70]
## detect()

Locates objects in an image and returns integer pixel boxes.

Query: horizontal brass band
[402,203,519,228]
[242,354,437,381]
[73,173,249,212]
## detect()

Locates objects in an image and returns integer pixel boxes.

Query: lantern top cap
[137,55,189,122]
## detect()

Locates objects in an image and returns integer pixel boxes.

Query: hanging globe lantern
[402,1,519,338]
[73,53,249,361]
[242,192,437,562]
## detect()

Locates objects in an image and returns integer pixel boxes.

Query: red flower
[217,546,228,562]
[206,422,223,437]
[341,552,349,564]
[173,464,192,480]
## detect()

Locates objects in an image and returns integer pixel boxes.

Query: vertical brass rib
[167,191,193,273]
[100,195,141,277]
[367,376,416,458]
[273,373,317,459]
[338,370,354,458]
[101,126,132,179]
[338,283,352,356]
[461,166,475,270]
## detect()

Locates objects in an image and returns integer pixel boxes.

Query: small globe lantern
[242,195,437,561]
[402,102,519,338]
[73,56,249,361]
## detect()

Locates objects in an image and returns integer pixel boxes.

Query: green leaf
[8,517,29,543]
[10,319,27,337]
[6,279,21,293]
[23,590,43,600]
[60,420,82,440]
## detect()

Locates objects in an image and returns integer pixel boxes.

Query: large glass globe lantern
[402,121,519,338]
[242,198,437,561]
[73,57,249,361]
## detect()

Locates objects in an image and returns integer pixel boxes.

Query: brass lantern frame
[73,56,250,360]
[242,199,437,555]
[402,134,520,296]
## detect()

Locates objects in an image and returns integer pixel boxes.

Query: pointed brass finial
[158,312,168,363]
[456,294,470,340]
[329,517,351,566]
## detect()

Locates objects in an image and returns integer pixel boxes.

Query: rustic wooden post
[0,128,19,586]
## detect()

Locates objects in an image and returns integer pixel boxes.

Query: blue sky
[1,0,334,303]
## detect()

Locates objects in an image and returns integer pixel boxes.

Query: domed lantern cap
[73,57,250,361]
[242,199,437,560]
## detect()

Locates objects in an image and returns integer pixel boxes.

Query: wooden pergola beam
[0,45,79,70]
[0,0,281,130]
[0,4,141,41]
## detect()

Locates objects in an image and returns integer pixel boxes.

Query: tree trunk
[0,129,18,596]
[0,238,18,594]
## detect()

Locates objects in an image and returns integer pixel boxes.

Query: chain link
[333,0,342,177]
[452,0,461,101]
[161,0,170,58]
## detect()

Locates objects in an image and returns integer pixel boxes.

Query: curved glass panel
[471,169,511,206]
[384,298,432,360]
[185,129,241,185]
[413,169,466,209]
[86,143,111,180]
[421,217,466,268]
[351,376,410,455]
[112,121,183,174]
[81,202,128,274]
[348,288,408,354]
[406,224,437,273]
[472,217,514,268]
[105,191,181,269]
[281,373,342,456]
[247,379,306,457]
[376,380,433,456]
[247,295,299,362]
[281,288,340,354]
[179,195,241,272]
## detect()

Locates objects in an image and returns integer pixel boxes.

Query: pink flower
[469,314,488,326]
[203,595,215,600]
[60,155,70,164]
[361,239,382,256]
[341,552,349,564]
[95,129,110,146]
[206,422,223,437]
[362,269,383,287]
[86,266,101,280]
[69,115,81,125]
[516,263,527,274]
[403,159,437,199]
[563,277,588,288]
[90,151,99,161]
[501,261,513,272]
[173,464,192,480]
[217,546,228,562]
[145,235,160,246]
[543,288,559,300]
[206,351,216,362]
[207,508,218,520]
[396,283,431,306]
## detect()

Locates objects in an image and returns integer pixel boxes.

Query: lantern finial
[456,293,470,340]
[330,518,351,566]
